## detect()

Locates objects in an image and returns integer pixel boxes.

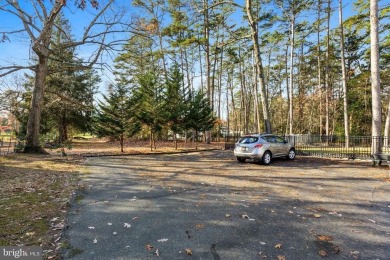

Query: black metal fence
[2,134,389,160]
[225,134,390,160]
[0,138,16,155]
[284,135,390,159]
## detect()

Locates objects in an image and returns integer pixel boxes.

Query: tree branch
[0,65,36,77]
[5,0,38,41]
[82,0,114,41]
[197,1,243,13]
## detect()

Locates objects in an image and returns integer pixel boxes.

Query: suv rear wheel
[262,151,272,165]
[286,148,296,160]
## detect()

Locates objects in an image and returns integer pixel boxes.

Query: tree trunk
[325,0,331,137]
[195,130,198,149]
[383,94,390,146]
[238,48,248,134]
[203,0,212,144]
[285,44,289,136]
[298,39,304,133]
[217,46,224,141]
[288,16,295,135]
[174,131,178,150]
[21,1,63,153]
[252,50,261,133]
[198,40,204,91]
[120,133,124,153]
[58,111,68,144]
[226,70,231,141]
[317,0,323,135]
[370,0,382,155]
[245,0,271,133]
[339,0,349,148]
[150,130,153,151]
[24,56,48,154]
[229,69,238,135]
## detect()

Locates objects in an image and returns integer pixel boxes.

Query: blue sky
[0,0,132,90]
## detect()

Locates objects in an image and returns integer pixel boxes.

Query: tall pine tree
[133,72,165,151]
[184,90,216,149]
[163,64,186,149]
[94,84,141,152]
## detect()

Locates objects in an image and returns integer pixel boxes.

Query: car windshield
[238,136,258,144]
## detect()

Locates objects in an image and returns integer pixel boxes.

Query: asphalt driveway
[63,150,390,259]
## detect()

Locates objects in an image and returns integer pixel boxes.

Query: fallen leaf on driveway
[124,223,131,228]
[259,242,266,245]
[275,243,282,249]
[225,214,231,218]
[145,244,154,251]
[314,214,322,218]
[368,219,376,223]
[241,214,249,219]
[93,238,97,244]
[157,238,168,242]
[154,249,160,256]
[277,256,286,260]
[328,212,342,217]
[184,248,193,255]
[316,235,333,241]
[318,250,328,257]
[195,224,205,229]
[333,246,341,254]
[88,226,95,230]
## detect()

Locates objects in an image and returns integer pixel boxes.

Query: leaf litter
[0,154,81,259]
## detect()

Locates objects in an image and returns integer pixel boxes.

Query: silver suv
[234,134,296,165]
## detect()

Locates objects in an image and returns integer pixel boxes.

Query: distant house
[0,110,18,134]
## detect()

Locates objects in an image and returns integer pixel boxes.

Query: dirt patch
[46,139,225,156]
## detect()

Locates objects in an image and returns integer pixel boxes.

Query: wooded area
[0,0,389,154]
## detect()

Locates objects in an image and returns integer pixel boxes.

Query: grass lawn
[0,154,83,259]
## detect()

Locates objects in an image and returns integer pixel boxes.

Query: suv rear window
[238,136,258,144]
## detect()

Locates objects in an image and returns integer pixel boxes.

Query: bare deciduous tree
[0,0,128,153]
